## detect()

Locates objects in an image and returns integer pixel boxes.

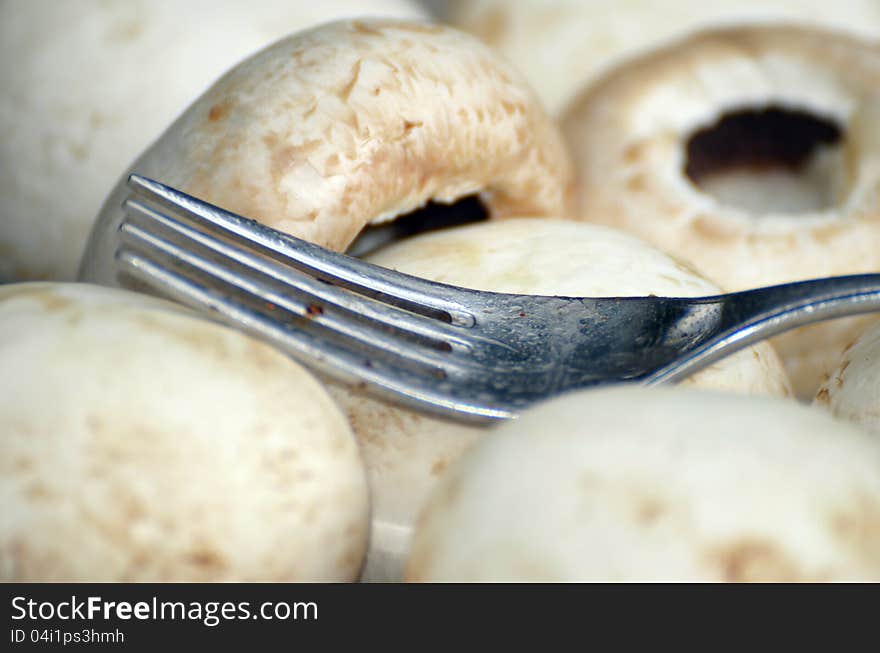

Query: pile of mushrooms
[2,1,880,583]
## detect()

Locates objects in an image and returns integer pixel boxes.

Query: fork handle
[647,273,880,385]
[720,273,880,330]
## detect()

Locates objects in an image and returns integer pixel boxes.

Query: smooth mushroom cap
[815,322,880,435]
[79,18,575,284]
[560,26,880,397]
[448,0,880,115]
[344,217,791,581]
[0,282,369,581]
[0,0,427,282]
[407,385,880,582]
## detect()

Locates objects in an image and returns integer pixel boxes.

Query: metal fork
[79,174,880,423]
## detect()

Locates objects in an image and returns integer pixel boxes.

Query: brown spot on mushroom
[262,132,280,150]
[324,153,340,173]
[469,5,508,45]
[14,457,33,472]
[635,498,668,526]
[812,221,845,245]
[691,214,740,243]
[22,290,74,313]
[500,100,519,116]
[351,21,384,36]
[89,111,105,128]
[625,174,647,193]
[622,142,647,165]
[815,387,831,404]
[25,484,52,500]
[106,19,144,45]
[120,496,146,523]
[67,142,87,161]
[208,104,226,122]
[305,304,323,318]
[186,549,227,571]
[430,459,450,477]
[708,538,802,582]
[403,119,423,133]
[827,492,880,567]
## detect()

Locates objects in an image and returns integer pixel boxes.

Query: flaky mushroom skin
[815,322,880,435]
[407,386,880,582]
[561,26,880,397]
[346,218,790,582]
[0,0,427,282]
[0,283,369,581]
[79,18,575,284]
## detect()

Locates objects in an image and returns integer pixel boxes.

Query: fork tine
[120,197,477,353]
[117,219,465,374]
[114,247,513,423]
[126,174,477,327]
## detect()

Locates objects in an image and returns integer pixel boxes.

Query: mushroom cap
[0,0,427,282]
[79,18,575,284]
[0,282,369,581]
[560,25,880,397]
[345,217,790,581]
[448,0,880,115]
[407,385,880,582]
[816,321,880,435]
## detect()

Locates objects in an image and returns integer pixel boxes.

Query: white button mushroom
[80,18,575,284]
[0,0,427,282]
[407,385,880,582]
[0,283,369,581]
[341,217,791,581]
[561,25,880,397]
[815,322,880,435]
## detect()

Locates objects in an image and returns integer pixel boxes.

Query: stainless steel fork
[79,175,880,423]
